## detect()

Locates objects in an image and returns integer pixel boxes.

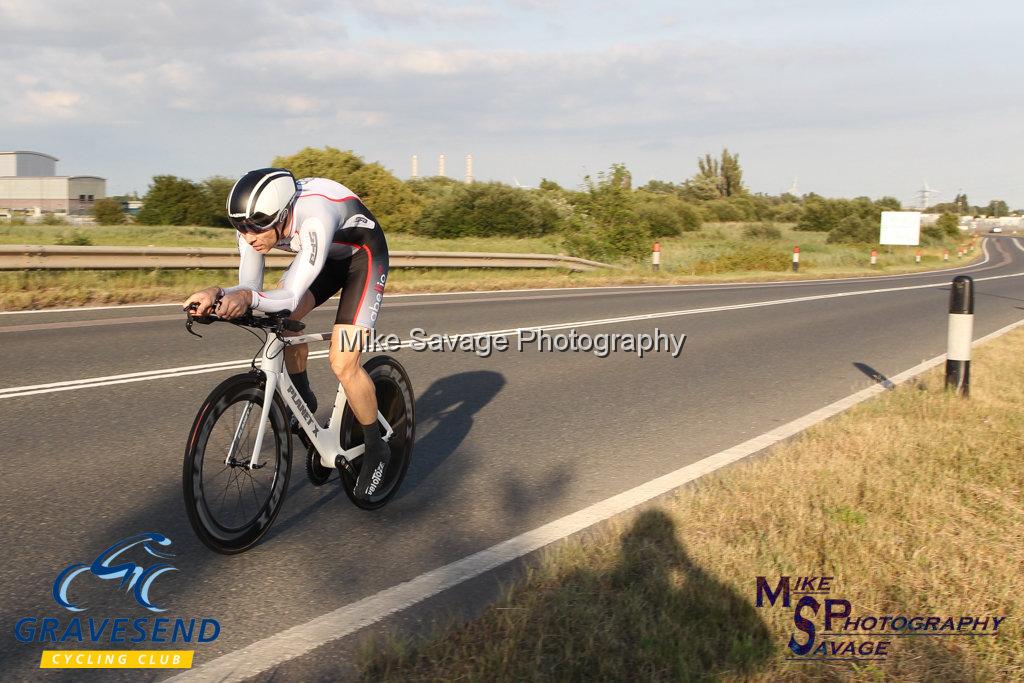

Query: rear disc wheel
[340,355,415,510]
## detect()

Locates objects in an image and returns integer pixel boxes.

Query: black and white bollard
[945,275,974,397]
[792,245,800,272]
[652,242,661,271]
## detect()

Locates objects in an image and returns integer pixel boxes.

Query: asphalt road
[2,238,1023,681]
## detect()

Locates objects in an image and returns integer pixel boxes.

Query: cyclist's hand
[183,287,221,316]
[216,290,251,319]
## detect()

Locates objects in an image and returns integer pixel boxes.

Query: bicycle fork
[225,372,279,469]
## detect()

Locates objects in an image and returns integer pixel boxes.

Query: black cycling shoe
[353,439,391,501]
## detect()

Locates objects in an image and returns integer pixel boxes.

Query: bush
[922,225,945,243]
[406,176,463,202]
[742,223,782,240]
[56,229,92,246]
[826,215,877,244]
[692,244,790,274]
[560,164,651,262]
[701,200,746,222]
[560,207,650,263]
[937,213,960,237]
[42,213,66,225]
[92,198,126,225]
[773,203,803,223]
[633,193,702,237]
[416,182,558,238]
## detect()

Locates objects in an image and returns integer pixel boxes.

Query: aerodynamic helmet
[227,168,297,233]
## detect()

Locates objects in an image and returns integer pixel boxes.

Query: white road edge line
[168,314,1024,683]
[3,266,1023,400]
[0,239,999,316]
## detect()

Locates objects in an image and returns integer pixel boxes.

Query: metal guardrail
[0,245,615,272]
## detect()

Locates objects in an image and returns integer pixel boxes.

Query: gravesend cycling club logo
[53,532,177,612]
[12,532,221,670]
[756,575,1006,663]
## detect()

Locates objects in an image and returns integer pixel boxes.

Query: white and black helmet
[227,168,297,233]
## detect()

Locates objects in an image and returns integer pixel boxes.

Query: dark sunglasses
[230,207,288,234]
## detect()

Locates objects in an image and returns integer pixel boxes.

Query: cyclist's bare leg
[328,324,378,425]
[283,290,316,373]
[331,323,390,497]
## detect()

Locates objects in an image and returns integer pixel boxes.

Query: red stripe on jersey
[296,193,358,203]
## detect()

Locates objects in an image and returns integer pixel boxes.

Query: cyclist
[183,168,390,501]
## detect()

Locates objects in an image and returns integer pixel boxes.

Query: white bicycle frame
[227,330,393,470]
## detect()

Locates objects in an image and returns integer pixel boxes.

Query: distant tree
[347,162,423,232]
[720,148,745,197]
[679,174,721,201]
[875,196,902,211]
[686,148,745,199]
[201,176,235,227]
[937,213,960,237]
[137,175,208,225]
[272,146,364,180]
[406,176,463,200]
[639,179,678,195]
[273,147,423,232]
[417,182,558,238]
[954,193,970,215]
[985,199,1009,217]
[538,178,564,192]
[91,197,125,225]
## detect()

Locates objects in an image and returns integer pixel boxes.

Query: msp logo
[53,532,177,613]
[756,575,1006,663]
[13,532,221,670]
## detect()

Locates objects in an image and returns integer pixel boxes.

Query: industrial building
[0,151,106,215]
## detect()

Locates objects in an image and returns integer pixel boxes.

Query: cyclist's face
[241,227,278,253]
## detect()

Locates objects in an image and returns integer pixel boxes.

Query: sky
[1,0,1021,207]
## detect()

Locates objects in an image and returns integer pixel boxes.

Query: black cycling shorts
[308,243,389,330]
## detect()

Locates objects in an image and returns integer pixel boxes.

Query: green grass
[357,327,1024,682]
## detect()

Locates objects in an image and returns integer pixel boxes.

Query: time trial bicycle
[182,306,414,554]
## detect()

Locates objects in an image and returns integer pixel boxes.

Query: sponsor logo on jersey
[368,270,387,323]
[308,232,318,265]
[343,215,376,231]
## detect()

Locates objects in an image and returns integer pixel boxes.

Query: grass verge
[358,328,1024,681]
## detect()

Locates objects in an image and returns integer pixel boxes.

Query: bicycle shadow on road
[362,508,775,679]
[397,370,506,500]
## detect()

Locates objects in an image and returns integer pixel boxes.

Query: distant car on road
[989,227,1003,233]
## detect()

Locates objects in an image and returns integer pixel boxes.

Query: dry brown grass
[359,329,1024,682]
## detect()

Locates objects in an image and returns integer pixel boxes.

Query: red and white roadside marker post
[870,249,877,267]
[944,249,949,262]
[915,250,921,264]
[792,246,800,272]
[957,247,964,259]
[945,275,974,397]
[652,242,661,271]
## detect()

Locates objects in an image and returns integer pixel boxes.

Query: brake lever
[184,302,218,338]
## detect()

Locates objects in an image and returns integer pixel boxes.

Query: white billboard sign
[880,211,921,246]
